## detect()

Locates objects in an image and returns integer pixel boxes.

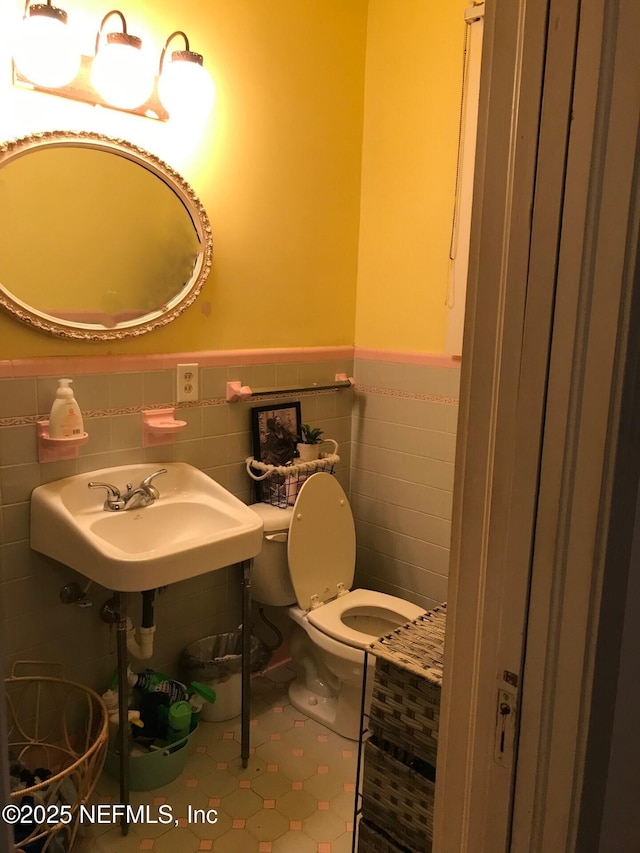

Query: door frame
[434,0,640,849]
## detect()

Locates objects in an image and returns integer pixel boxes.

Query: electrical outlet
[177,363,199,402]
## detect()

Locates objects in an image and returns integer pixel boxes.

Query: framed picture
[251,402,301,467]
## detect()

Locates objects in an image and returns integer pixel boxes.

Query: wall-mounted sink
[30,463,264,591]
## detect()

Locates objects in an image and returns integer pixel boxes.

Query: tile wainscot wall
[352,352,459,614]
[0,348,459,691]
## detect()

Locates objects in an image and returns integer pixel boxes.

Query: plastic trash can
[180,628,271,722]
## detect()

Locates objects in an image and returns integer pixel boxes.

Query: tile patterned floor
[78,666,357,852]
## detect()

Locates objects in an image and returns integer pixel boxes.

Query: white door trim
[435,0,640,850]
[434,0,556,848]
[512,0,640,848]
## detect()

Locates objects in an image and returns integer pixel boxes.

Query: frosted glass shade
[91,40,154,110]
[158,55,215,120]
[13,12,81,88]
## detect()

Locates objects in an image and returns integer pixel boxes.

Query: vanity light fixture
[12,0,81,88]
[11,8,214,122]
[91,10,154,110]
[158,31,215,121]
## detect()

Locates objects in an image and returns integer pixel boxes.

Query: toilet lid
[287,473,355,611]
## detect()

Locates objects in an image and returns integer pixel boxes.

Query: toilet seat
[286,475,426,645]
[288,604,367,664]
[307,588,426,649]
[287,473,356,611]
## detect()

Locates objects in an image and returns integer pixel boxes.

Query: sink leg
[241,559,252,768]
[115,591,130,835]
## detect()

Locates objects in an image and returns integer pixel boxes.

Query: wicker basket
[6,662,108,852]
[368,605,446,765]
[245,449,339,508]
[357,818,412,853]
[361,739,434,852]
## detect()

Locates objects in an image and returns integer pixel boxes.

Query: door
[434,0,640,850]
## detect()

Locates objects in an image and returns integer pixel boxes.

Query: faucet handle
[88,481,121,499]
[88,481,125,511]
[141,468,167,487]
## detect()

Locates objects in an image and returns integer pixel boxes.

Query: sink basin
[30,463,264,591]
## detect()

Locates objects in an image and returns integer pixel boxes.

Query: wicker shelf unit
[353,604,446,853]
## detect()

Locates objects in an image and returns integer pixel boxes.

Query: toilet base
[288,677,364,741]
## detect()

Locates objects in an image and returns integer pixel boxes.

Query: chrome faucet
[88,468,167,511]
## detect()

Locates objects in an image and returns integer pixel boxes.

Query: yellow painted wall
[0,1,467,359]
[0,0,367,357]
[355,0,467,351]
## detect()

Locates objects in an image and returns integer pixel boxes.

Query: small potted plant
[296,423,324,462]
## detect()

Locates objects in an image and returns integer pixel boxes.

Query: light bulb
[159,52,215,120]
[12,4,80,88]
[91,32,154,110]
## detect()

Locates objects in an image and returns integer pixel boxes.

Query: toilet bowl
[249,473,425,739]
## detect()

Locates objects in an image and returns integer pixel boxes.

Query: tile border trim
[0,388,344,428]
[355,384,458,405]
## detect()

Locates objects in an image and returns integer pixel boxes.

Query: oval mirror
[0,131,212,340]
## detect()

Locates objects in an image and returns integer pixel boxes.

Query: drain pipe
[258,606,284,651]
[113,591,130,835]
[126,590,156,660]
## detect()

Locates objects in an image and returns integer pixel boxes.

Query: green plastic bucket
[105,727,196,791]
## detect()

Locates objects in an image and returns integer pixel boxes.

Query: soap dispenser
[48,378,84,439]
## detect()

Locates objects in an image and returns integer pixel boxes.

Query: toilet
[249,472,425,740]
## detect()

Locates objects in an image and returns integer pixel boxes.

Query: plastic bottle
[108,710,143,753]
[188,682,216,729]
[48,378,84,439]
[102,675,133,709]
[102,689,143,752]
[127,667,188,704]
[167,701,192,742]
[102,689,120,747]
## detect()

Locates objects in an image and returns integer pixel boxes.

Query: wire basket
[6,661,108,852]
[246,442,340,508]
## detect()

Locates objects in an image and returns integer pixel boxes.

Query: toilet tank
[248,503,296,606]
